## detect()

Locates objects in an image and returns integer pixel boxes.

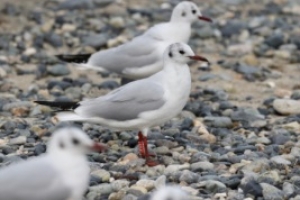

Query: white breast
[51,154,90,199]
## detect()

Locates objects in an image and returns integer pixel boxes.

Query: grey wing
[88,34,161,74]
[76,81,166,121]
[0,156,71,200]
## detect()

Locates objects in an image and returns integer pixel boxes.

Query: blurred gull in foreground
[35,43,209,166]
[56,1,212,80]
[150,186,189,200]
[0,127,106,200]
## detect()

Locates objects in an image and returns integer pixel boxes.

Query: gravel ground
[1,0,300,199]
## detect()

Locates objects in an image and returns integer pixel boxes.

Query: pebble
[47,64,70,76]
[203,116,233,128]
[57,0,94,10]
[109,17,125,29]
[265,33,284,49]
[136,179,155,191]
[271,155,291,165]
[273,99,300,115]
[198,180,227,193]
[91,169,111,182]
[44,33,63,47]
[164,163,190,174]
[83,33,110,49]
[190,161,214,171]
[9,136,26,145]
[260,183,284,200]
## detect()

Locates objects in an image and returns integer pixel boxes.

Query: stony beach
[0,0,300,199]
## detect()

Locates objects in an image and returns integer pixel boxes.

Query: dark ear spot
[59,141,65,149]
[169,52,173,58]
[181,12,186,17]
[72,138,80,145]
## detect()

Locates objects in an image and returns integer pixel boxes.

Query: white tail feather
[56,112,85,122]
[73,63,107,72]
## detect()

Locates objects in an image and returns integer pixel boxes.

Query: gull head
[48,127,106,155]
[150,186,189,200]
[165,43,209,65]
[171,1,212,23]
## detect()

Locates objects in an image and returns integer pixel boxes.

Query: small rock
[164,163,190,174]
[34,144,46,155]
[136,179,155,191]
[89,183,113,194]
[265,33,284,49]
[83,33,110,49]
[191,161,214,172]
[283,122,300,131]
[271,155,291,165]
[9,136,26,145]
[111,180,130,191]
[203,116,233,128]
[260,183,284,200]
[109,17,125,29]
[44,33,63,47]
[231,108,265,121]
[91,169,111,182]
[47,64,70,76]
[273,99,300,115]
[198,180,227,193]
[282,182,294,198]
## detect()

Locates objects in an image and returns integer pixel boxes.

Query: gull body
[57,1,211,79]
[36,43,208,165]
[0,127,105,200]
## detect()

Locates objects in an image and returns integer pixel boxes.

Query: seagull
[0,127,106,200]
[150,186,189,200]
[35,43,209,166]
[56,1,212,80]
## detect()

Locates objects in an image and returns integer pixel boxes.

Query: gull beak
[198,16,212,22]
[90,142,107,152]
[188,55,210,64]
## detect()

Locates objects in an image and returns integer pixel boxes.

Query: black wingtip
[55,54,92,63]
[34,101,79,110]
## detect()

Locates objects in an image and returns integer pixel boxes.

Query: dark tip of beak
[91,143,107,152]
[198,16,213,23]
[188,55,210,64]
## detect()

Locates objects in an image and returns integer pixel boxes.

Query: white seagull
[56,1,212,80]
[150,186,189,200]
[0,127,106,200]
[35,43,209,166]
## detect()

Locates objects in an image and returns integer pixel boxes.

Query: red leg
[138,132,147,158]
[138,131,159,166]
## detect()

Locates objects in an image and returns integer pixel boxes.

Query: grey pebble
[47,64,70,76]
[260,182,284,200]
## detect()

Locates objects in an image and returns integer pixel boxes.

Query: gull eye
[169,52,173,58]
[181,12,186,17]
[72,138,80,145]
[192,10,197,14]
[179,50,185,55]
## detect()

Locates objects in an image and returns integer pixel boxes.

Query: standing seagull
[0,127,106,200]
[35,43,209,166]
[56,1,212,80]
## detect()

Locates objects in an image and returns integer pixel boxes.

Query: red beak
[198,16,212,22]
[188,55,210,64]
[91,143,107,152]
